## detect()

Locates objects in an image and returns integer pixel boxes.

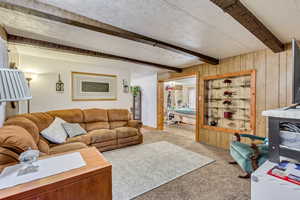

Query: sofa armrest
[49,142,87,155]
[128,120,143,129]
[234,133,265,142]
[0,147,19,166]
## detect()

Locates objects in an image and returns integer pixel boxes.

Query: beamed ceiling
[0,0,299,72]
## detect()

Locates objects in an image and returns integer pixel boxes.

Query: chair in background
[229,133,268,178]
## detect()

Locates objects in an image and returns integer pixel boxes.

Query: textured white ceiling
[0,9,197,68]
[34,0,266,57]
[0,0,297,70]
[14,44,164,74]
[240,0,300,42]
[35,0,263,54]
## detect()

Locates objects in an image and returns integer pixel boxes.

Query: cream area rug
[103,141,214,200]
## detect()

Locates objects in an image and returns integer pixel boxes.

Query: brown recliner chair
[0,108,143,166]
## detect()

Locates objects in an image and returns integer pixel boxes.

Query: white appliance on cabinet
[251,160,300,200]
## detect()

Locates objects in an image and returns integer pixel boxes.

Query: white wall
[131,73,157,128]
[18,55,132,113]
[0,37,8,126]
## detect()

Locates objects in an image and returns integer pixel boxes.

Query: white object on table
[0,152,86,190]
[262,107,300,119]
[251,160,300,200]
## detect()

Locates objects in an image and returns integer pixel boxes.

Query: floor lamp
[0,68,32,125]
[24,72,36,113]
[25,77,32,113]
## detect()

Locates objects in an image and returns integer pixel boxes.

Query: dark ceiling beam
[210,0,284,53]
[0,2,219,65]
[8,35,182,72]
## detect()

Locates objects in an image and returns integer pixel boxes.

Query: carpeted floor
[104,141,214,200]
[134,128,251,200]
[164,123,196,140]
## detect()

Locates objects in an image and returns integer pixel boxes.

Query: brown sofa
[0,108,143,165]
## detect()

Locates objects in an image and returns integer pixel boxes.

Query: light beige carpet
[103,141,214,200]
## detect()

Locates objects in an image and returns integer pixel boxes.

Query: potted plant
[130,86,141,97]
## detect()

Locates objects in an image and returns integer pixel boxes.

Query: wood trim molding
[210,0,284,53]
[157,81,164,130]
[156,72,200,141]
[0,1,219,65]
[8,34,182,72]
[195,71,200,142]
[201,69,254,80]
[199,77,206,133]
[202,125,252,134]
[250,70,256,133]
[158,71,197,82]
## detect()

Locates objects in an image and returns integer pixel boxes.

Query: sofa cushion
[92,140,117,148]
[47,109,83,123]
[0,147,19,165]
[4,117,40,143]
[115,127,138,138]
[110,121,128,129]
[118,135,140,144]
[0,125,38,154]
[83,109,108,122]
[85,122,110,132]
[66,134,91,145]
[41,117,68,144]
[62,123,87,138]
[18,113,54,132]
[107,109,129,122]
[49,142,87,155]
[95,144,119,152]
[88,129,117,143]
[230,141,254,159]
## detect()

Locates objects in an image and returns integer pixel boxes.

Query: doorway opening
[159,75,198,140]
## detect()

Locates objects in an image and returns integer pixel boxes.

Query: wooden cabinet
[0,148,112,200]
[200,70,256,134]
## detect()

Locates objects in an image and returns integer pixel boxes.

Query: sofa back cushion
[107,109,129,129]
[47,109,83,123]
[4,117,40,143]
[83,109,108,122]
[0,125,38,154]
[83,109,109,131]
[107,109,130,121]
[85,122,110,132]
[109,121,128,129]
[17,113,54,132]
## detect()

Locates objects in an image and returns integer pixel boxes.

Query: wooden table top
[0,147,111,200]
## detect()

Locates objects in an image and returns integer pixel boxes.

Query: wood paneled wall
[159,45,292,149]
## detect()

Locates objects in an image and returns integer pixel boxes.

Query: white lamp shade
[0,68,32,102]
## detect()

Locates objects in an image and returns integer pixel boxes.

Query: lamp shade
[0,68,32,102]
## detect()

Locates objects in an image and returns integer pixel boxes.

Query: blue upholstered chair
[229,133,269,178]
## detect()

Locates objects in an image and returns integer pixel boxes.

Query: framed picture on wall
[72,71,117,101]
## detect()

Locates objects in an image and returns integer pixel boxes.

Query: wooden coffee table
[0,147,112,200]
